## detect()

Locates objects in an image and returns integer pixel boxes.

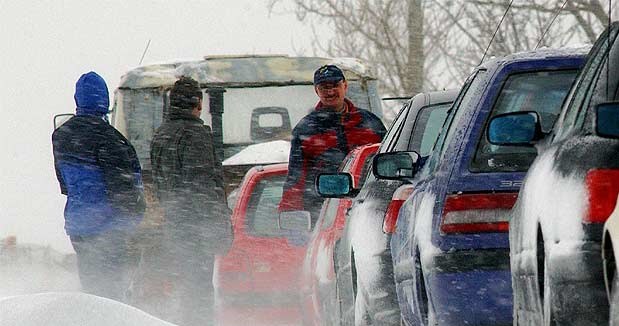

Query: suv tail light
[585,169,619,223]
[383,184,415,234]
[440,193,518,234]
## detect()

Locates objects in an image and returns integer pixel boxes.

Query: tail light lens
[440,193,518,234]
[383,184,415,234]
[585,169,619,223]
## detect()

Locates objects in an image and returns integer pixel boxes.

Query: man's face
[314,80,348,109]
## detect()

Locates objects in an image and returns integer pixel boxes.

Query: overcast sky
[0,0,326,252]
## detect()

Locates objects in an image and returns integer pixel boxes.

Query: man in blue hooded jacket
[52,71,145,301]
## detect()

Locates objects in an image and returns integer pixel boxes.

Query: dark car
[317,90,457,325]
[489,22,619,326]
[384,47,587,326]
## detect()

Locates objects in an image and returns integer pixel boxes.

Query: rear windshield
[470,69,579,173]
[245,174,287,237]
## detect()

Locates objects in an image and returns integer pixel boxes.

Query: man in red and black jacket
[279,64,386,227]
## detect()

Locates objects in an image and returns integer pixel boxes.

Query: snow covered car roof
[118,55,377,89]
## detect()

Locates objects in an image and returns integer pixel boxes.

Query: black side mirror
[372,151,420,180]
[316,173,358,198]
[596,102,619,139]
[487,111,543,146]
[250,107,292,142]
[53,113,74,130]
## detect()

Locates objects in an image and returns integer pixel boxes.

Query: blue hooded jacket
[52,72,145,236]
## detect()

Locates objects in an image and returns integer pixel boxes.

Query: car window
[245,174,287,237]
[556,27,619,138]
[420,73,483,176]
[439,70,488,162]
[408,102,451,156]
[379,102,411,153]
[470,69,579,172]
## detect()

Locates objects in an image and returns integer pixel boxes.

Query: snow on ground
[0,292,177,326]
[0,240,81,298]
[223,140,290,165]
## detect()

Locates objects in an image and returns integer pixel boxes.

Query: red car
[298,143,379,325]
[213,163,305,326]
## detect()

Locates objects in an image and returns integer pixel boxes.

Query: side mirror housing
[372,151,420,180]
[487,111,542,146]
[278,210,311,232]
[596,102,619,139]
[53,113,75,130]
[316,173,358,198]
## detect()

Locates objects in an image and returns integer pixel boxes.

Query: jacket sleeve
[97,130,145,216]
[180,127,230,216]
[279,126,307,212]
[180,126,232,250]
[368,112,387,141]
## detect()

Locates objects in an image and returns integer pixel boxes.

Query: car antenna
[535,0,569,49]
[606,0,612,100]
[479,0,515,66]
[138,39,151,66]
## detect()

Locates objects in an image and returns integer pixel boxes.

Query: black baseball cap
[313,65,345,85]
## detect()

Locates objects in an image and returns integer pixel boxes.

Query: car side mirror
[487,111,543,146]
[316,173,358,198]
[278,210,311,232]
[53,113,74,130]
[372,151,420,180]
[596,102,619,139]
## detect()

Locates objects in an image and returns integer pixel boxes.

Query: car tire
[414,248,431,326]
[611,270,619,326]
[537,232,557,326]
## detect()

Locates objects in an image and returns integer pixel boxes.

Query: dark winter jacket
[52,116,146,236]
[150,110,231,246]
[278,98,386,214]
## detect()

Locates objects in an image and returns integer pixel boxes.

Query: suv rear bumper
[426,248,512,325]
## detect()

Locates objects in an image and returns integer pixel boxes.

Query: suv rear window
[245,174,286,237]
[471,69,579,172]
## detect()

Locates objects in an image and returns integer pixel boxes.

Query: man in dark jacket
[150,76,230,326]
[279,65,386,223]
[52,71,145,302]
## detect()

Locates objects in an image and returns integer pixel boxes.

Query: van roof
[117,55,377,89]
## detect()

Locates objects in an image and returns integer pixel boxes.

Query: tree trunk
[407,0,424,94]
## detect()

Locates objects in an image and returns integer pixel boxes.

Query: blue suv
[377,47,587,325]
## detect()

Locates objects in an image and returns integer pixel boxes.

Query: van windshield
[201,85,316,148]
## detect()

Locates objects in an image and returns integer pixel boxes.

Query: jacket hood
[74,71,109,116]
